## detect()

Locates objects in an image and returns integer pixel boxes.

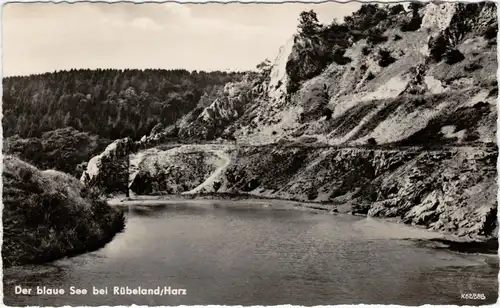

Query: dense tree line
[3,68,246,140]
[3,68,245,176]
[4,127,111,177]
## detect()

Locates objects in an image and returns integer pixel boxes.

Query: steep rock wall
[80,132,175,193]
[166,2,496,147]
[80,3,497,241]
[128,147,220,195]
[118,144,497,240]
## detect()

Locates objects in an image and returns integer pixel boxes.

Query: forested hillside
[3,69,245,175]
[3,69,244,140]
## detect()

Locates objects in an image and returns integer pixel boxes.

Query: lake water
[3,200,498,306]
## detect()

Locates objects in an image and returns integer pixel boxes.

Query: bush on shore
[2,155,125,267]
[4,127,110,177]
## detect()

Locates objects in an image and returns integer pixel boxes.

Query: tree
[256,59,272,82]
[389,4,405,15]
[256,59,272,75]
[3,69,247,141]
[298,10,322,36]
[401,2,423,32]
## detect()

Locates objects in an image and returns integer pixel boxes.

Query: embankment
[2,155,125,268]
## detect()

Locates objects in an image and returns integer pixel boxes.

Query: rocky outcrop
[177,79,258,141]
[426,2,497,65]
[268,37,295,101]
[80,138,135,194]
[285,35,340,95]
[79,132,174,193]
[420,2,458,32]
[80,3,497,241]
[102,143,497,239]
[178,97,239,140]
[128,147,220,195]
[165,2,496,147]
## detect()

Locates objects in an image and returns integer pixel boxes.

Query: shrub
[323,108,333,120]
[286,82,300,96]
[366,29,389,45]
[428,34,449,62]
[362,46,371,56]
[378,49,396,67]
[473,101,489,109]
[329,187,348,199]
[484,24,497,40]
[307,190,318,200]
[445,49,465,65]
[414,98,426,107]
[321,22,351,49]
[332,48,352,65]
[401,2,423,32]
[389,4,405,15]
[367,137,377,146]
[225,134,237,141]
[2,156,125,267]
[394,34,402,41]
[298,10,322,36]
[480,207,497,236]
[465,62,483,72]
[367,72,376,80]
[213,181,222,192]
[242,178,260,192]
[401,17,422,32]
[487,87,498,98]
[344,4,389,34]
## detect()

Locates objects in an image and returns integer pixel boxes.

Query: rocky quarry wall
[80,2,498,240]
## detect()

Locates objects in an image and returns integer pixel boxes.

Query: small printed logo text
[461,293,486,300]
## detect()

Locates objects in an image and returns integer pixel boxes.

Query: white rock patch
[424,76,446,94]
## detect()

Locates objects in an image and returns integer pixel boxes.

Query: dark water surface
[3,201,498,306]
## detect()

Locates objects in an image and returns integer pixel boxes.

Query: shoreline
[108,193,498,255]
[2,207,125,270]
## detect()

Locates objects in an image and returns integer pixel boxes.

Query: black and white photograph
[2,1,499,306]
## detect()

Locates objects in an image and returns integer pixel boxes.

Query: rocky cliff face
[128,146,222,195]
[80,138,134,194]
[224,145,497,239]
[80,132,176,193]
[81,2,497,240]
[166,2,496,147]
[100,143,496,239]
[177,80,256,140]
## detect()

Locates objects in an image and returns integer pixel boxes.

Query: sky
[3,2,362,77]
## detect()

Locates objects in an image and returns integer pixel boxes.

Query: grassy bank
[2,155,126,268]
